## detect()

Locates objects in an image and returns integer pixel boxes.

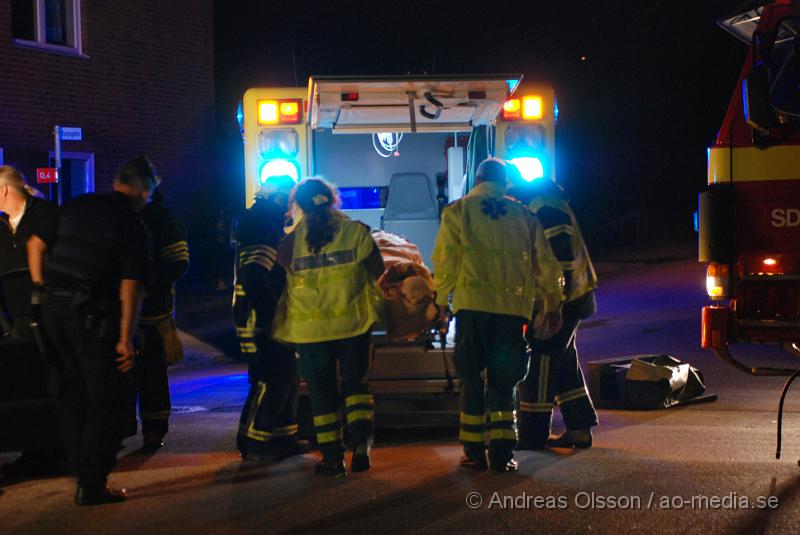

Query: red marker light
[278,99,302,124]
[502,98,521,121]
[341,92,359,102]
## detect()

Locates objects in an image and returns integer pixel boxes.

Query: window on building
[11,0,82,55]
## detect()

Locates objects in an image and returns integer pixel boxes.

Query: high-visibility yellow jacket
[528,194,597,303]
[272,212,384,344]
[432,181,564,319]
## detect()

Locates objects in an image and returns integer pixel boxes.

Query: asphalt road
[2,255,800,534]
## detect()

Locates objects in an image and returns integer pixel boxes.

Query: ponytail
[291,178,340,253]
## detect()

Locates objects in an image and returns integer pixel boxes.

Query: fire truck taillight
[522,96,543,120]
[502,99,521,120]
[706,262,730,299]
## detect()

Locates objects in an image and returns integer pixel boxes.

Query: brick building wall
[0,0,217,286]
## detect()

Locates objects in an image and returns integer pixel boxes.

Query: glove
[27,283,46,326]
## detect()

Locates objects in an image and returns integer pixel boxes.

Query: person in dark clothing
[0,165,58,319]
[507,166,600,450]
[0,165,61,478]
[28,156,155,505]
[136,183,189,449]
[233,175,308,462]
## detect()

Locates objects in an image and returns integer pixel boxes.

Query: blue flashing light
[509,157,545,181]
[553,96,559,125]
[260,159,299,184]
[236,101,244,133]
[742,80,751,124]
[506,79,520,93]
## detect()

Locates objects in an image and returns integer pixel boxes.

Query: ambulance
[699,1,800,377]
[238,75,557,421]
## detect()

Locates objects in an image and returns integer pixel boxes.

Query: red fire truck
[700,1,800,378]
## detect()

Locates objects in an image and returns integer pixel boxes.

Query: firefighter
[28,156,153,505]
[432,158,564,472]
[232,175,309,462]
[0,165,60,478]
[507,165,599,449]
[273,177,384,478]
[136,175,189,450]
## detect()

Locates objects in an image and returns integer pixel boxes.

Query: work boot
[459,446,487,470]
[351,440,372,472]
[270,438,311,461]
[142,432,165,450]
[489,449,519,472]
[74,485,127,506]
[314,457,346,478]
[491,458,519,473]
[240,443,274,462]
[546,429,593,449]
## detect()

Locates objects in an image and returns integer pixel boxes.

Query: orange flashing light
[258,100,279,125]
[522,96,543,120]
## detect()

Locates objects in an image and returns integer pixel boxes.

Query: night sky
[213,0,747,239]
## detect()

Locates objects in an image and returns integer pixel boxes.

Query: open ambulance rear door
[307,74,520,135]
[306,75,521,266]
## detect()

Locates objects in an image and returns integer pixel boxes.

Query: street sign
[60,126,82,141]
[36,167,58,184]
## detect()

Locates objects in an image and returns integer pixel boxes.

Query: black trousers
[517,299,599,445]
[42,301,129,488]
[136,324,171,436]
[454,310,528,462]
[296,332,373,460]
[236,334,299,452]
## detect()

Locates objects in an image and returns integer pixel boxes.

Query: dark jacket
[139,197,189,324]
[1,195,58,318]
[232,196,288,352]
[44,192,149,304]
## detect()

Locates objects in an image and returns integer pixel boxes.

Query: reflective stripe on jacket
[432,181,563,319]
[527,195,597,302]
[272,213,383,344]
[231,196,287,341]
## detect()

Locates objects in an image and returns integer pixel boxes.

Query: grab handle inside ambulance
[419,92,443,120]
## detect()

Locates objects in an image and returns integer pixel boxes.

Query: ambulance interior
[304,76,520,401]
[308,76,519,268]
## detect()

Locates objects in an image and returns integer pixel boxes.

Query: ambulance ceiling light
[510,157,544,181]
[372,132,403,158]
[506,79,520,93]
[260,159,299,184]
